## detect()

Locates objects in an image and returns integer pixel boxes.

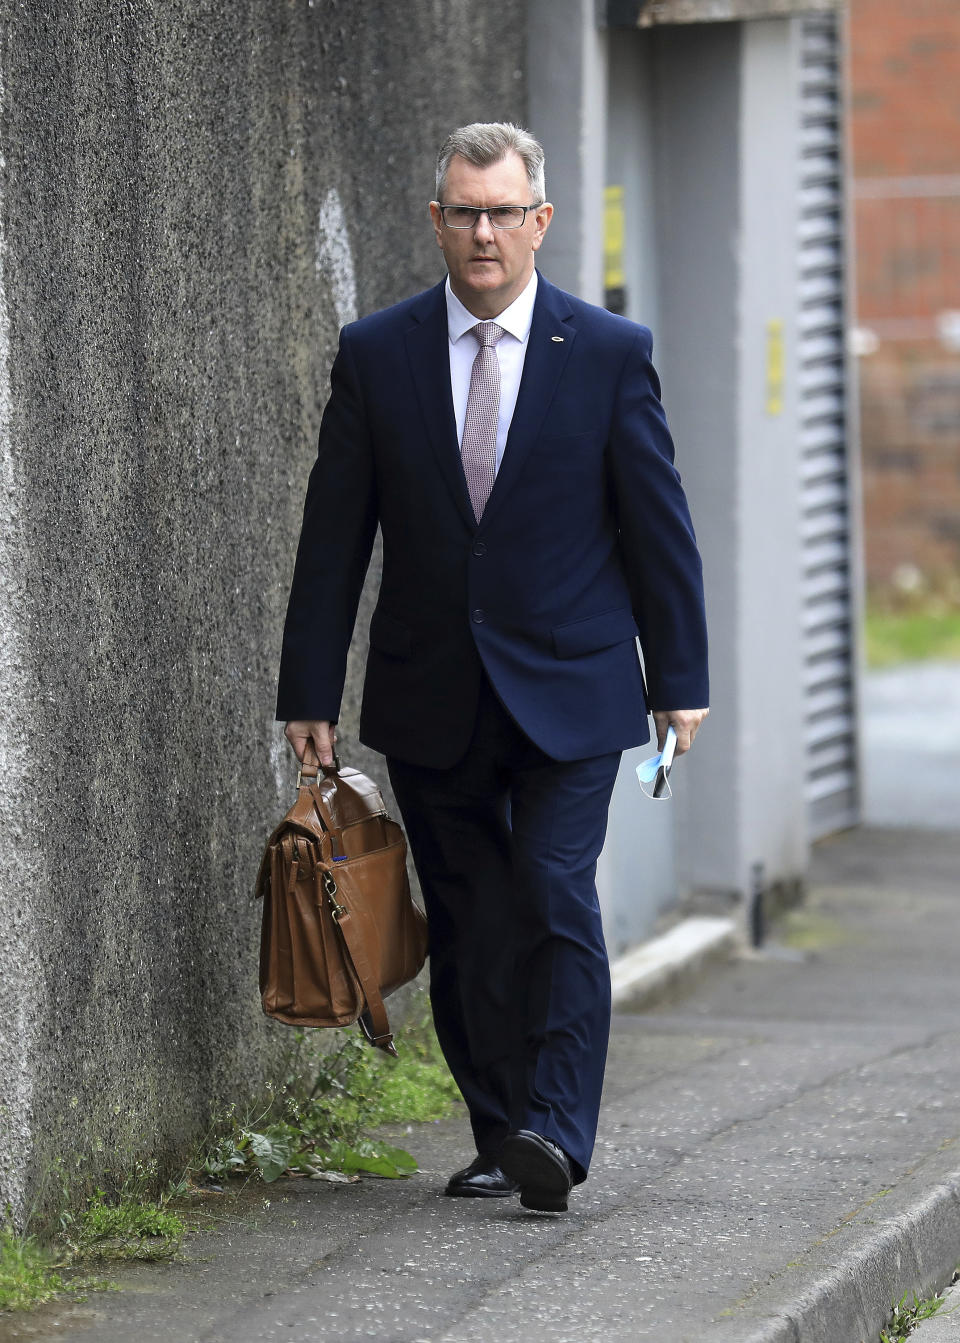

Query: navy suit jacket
[276,271,708,768]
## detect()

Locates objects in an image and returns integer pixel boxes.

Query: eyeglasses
[438,203,543,230]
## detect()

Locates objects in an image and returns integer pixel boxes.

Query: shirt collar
[445,270,539,345]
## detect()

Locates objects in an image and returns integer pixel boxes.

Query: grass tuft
[880,1287,946,1341]
[0,1223,66,1311]
[70,1188,186,1261]
[865,607,960,668]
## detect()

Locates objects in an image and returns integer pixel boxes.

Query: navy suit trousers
[387,672,621,1182]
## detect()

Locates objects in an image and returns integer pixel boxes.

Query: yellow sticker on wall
[766,319,784,416]
[604,185,626,315]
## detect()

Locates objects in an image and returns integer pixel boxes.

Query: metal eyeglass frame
[438,202,544,230]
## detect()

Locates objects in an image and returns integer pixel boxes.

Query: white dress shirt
[445,270,538,473]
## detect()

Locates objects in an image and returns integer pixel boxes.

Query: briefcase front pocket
[327,823,427,1001]
[259,843,365,1027]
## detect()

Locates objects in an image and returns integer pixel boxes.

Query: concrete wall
[645,21,745,900]
[605,32,661,333]
[0,0,525,1227]
[652,18,815,905]
[530,10,813,940]
[582,15,822,919]
[596,31,676,951]
[527,0,607,303]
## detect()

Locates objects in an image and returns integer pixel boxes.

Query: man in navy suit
[277,123,708,1213]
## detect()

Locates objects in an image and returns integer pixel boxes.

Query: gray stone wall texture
[0,0,525,1227]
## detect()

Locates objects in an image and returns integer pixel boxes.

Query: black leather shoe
[444,1153,519,1198]
[499,1130,573,1212]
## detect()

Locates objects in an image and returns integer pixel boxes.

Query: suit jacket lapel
[480,273,576,527]
[403,281,477,533]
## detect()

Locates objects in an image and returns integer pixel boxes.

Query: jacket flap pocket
[552,607,638,659]
[369,609,412,659]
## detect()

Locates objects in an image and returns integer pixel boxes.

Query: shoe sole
[499,1134,570,1213]
[518,1188,567,1213]
[443,1185,518,1198]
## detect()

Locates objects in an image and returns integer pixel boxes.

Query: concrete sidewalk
[4,826,960,1343]
[861,661,960,830]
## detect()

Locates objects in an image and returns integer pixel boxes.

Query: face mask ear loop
[639,775,672,802]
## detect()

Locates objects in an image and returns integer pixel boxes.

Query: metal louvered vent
[798,14,859,837]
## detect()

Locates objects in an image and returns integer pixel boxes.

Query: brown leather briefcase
[254,759,428,1055]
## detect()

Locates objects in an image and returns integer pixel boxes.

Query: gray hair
[436,122,546,202]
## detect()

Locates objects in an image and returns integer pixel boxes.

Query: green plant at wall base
[0,1212,116,1311]
[48,1159,188,1264]
[879,1288,946,1341]
[195,1019,461,1186]
[0,1222,66,1311]
[68,1189,186,1261]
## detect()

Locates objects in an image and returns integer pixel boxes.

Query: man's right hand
[284,720,337,768]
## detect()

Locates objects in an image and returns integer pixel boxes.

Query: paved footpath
[861,661,960,831]
[4,826,960,1343]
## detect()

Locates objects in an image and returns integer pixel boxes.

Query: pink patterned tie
[460,321,506,522]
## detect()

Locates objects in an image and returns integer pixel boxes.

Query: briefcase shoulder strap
[288,784,329,834]
[318,865,397,1058]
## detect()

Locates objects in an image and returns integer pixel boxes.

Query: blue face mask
[636,726,677,799]
[636,751,666,785]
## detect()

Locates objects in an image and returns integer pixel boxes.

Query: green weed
[0,1221,66,1311]
[0,1210,115,1312]
[48,1158,188,1264]
[192,1016,460,1187]
[69,1187,186,1261]
[880,1287,947,1341]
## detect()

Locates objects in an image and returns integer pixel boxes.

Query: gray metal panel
[632,0,840,24]
[797,12,859,837]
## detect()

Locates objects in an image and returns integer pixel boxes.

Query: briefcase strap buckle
[322,868,347,920]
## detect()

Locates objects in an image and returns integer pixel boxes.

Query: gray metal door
[797,13,859,838]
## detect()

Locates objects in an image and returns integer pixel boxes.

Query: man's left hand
[652,707,709,756]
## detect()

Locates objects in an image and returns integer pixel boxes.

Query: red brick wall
[848,0,960,590]
[859,348,960,580]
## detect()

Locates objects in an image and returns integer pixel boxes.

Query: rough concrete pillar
[0,0,525,1228]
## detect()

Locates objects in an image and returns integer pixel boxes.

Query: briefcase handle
[296,752,342,789]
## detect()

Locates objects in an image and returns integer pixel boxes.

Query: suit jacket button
[472,542,487,557]
[472,608,486,623]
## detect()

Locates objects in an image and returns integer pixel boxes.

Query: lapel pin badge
[551,335,564,343]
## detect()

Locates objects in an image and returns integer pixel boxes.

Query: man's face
[429,151,553,318]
